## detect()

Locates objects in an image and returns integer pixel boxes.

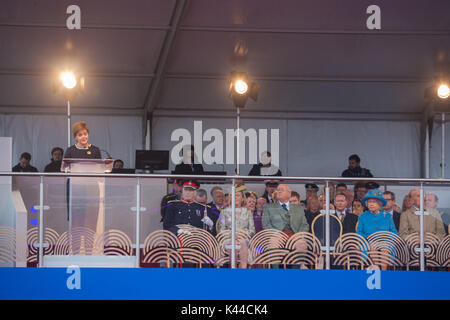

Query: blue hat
[362,189,387,207]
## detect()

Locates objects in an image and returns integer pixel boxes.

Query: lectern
[42,158,134,267]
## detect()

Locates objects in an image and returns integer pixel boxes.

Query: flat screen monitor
[135,150,169,171]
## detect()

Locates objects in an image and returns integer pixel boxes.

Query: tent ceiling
[0,0,449,116]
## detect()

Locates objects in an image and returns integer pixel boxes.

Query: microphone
[100,149,112,159]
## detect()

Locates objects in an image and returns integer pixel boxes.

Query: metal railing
[2,171,450,271]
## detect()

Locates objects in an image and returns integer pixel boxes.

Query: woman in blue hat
[357,189,398,238]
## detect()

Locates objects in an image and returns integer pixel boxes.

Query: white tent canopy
[0,0,449,177]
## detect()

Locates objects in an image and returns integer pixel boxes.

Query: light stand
[67,100,71,148]
[228,71,259,176]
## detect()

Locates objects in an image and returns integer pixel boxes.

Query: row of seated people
[161,179,449,268]
[13,147,371,178]
[12,150,125,173]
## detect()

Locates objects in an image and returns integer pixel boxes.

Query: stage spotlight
[60,71,77,89]
[437,83,450,99]
[228,71,259,109]
[234,79,248,95]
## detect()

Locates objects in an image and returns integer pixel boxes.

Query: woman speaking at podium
[64,121,101,159]
[64,121,102,255]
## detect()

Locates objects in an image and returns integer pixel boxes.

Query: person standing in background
[44,147,64,172]
[12,152,38,172]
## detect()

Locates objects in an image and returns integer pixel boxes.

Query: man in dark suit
[44,147,64,172]
[12,152,38,172]
[382,191,401,232]
[333,193,358,234]
[173,145,204,175]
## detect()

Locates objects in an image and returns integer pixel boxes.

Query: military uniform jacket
[262,202,309,233]
[163,200,214,235]
[160,192,181,222]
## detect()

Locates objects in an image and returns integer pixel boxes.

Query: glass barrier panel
[41,175,137,268]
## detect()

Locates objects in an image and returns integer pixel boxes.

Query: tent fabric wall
[2,112,449,179]
[430,116,450,178]
[152,116,422,178]
[0,114,142,171]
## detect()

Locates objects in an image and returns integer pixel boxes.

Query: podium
[42,158,136,267]
[61,158,113,174]
[63,158,113,255]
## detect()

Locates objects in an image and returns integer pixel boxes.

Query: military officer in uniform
[163,180,215,235]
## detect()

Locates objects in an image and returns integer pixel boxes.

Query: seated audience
[351,199,365,216]
[12,152,38,172]
[336,183,347,194]
[401,194,413,212]
[289,191,301,205]
[357,189,397,238]
[333,193,358,234]
[44,147,64,172]
[271,190,278,203]
[328,182,336,201]
[425,192,449,236]
[245,192,257,214]
[341,154,373,177]
[344,190,354,213]
[234,178,245,189]
[248,151,282,176]
[399,189,446,240]
[224,193,230,207]
[262,184,309,237]
[365,181,380,191]
[382,191,401,231]
[262,180,279,203]
[301,183,319,206]
[208,186,225,217]
[305,195,321,232]
[113,159,124,169]
[442,211,450,236]
[354,182,368,201]
[253,197,267,233]
[318,194,335,211]
[195,188,208,205]
[217,189,255,268]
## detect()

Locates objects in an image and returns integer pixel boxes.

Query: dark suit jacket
[173,162,204,175]
[337,212,359,234]
[12,164,38,172]
[206,201,221,236]
[393,210,401,232]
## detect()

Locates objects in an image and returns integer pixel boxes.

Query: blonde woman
[217,189,255,268]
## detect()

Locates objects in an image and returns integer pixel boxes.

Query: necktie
[281,203,288,211]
